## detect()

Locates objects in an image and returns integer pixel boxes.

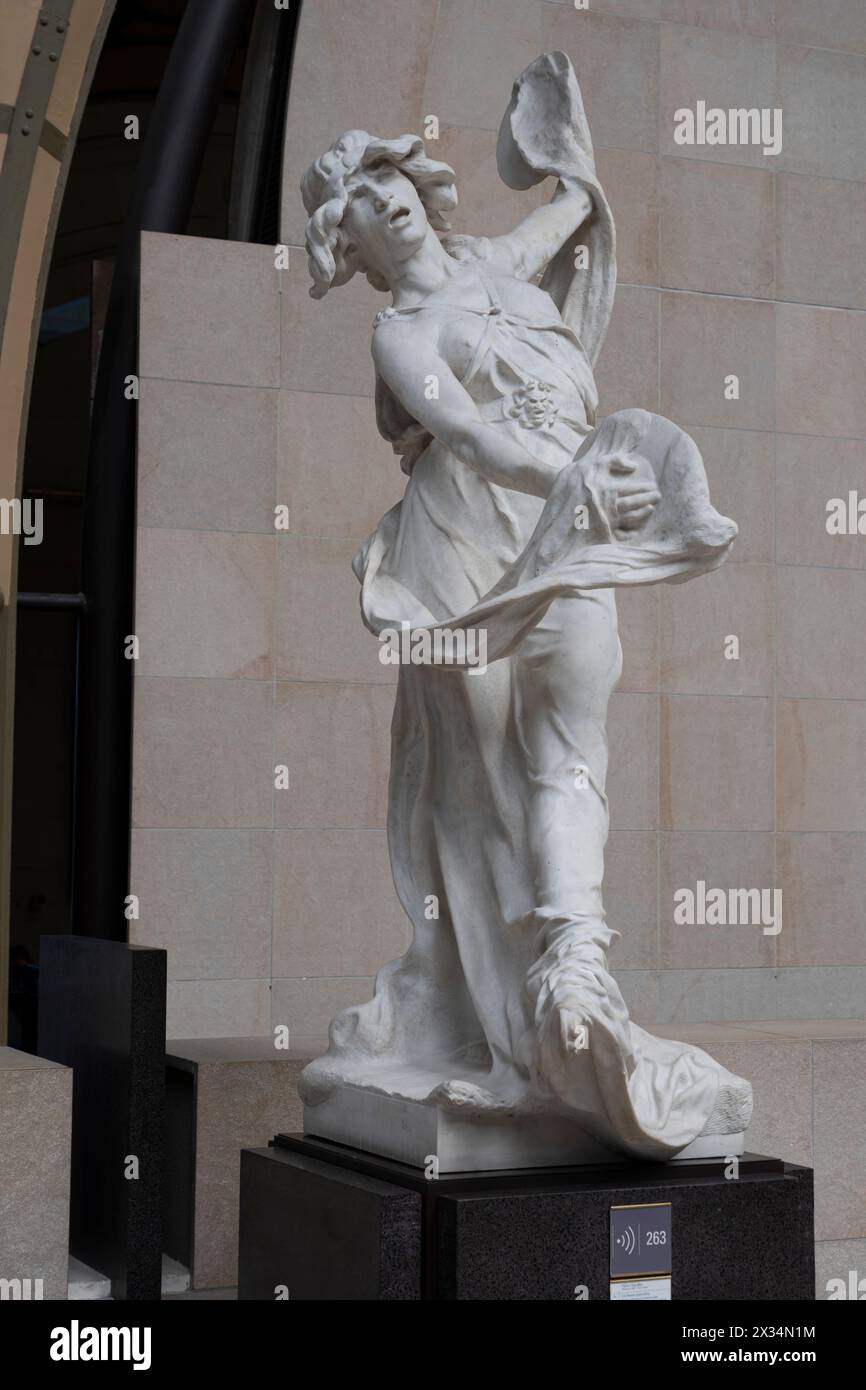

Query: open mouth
[389,206,411,227]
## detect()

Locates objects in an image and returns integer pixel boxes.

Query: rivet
[32,45,42,55]
[39,15,48,24]
[56,23,65,32]
[25,109,34,119]
[21,126,31,136]
[49,52,57,61]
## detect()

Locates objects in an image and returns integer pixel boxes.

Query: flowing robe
[300,267,751,1159]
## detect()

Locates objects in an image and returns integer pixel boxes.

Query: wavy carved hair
[301,129,458,299]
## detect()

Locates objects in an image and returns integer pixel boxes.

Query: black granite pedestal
[239,1147,421,1300]
[238,1133,815,1301]
[38,935,167,1300]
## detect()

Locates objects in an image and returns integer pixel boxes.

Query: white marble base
[304,1087,745,1173]
[67,1256,111,1301]
[66,1254,191,1301]
[161,1254,191,1295]
[674,1131,744,1160]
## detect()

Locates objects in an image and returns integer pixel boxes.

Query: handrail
[18,591,86,611]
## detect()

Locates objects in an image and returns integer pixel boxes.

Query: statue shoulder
[441,233,497,264]
[371,307,431,374]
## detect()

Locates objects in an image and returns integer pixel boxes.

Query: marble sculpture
[297,52,752,1162]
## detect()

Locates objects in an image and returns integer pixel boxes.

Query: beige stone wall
[133,229,404,1039]
[133,0,866,1039]
[0,1047,72,1299]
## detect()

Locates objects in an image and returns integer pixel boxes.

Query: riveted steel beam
[0,4,72,345]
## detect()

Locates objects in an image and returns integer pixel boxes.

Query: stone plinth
[38,936,166,1301]
[238,1133,814,1301]
[0,1046,72,1301]
[304,1084,744,1172]
[165,1037,314,1289]
[238,1145,421,1301]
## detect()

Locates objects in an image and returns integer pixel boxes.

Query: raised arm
[373,319,557,497]
[485,177,593,281]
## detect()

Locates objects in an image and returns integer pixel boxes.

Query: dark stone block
[38,935,167,1300]
[260,1135,814,1302]
[435,1166,815,1301]
[238,1147,422,1300]
[163,1062,195,1269]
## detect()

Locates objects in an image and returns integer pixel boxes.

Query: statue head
[301,130,458,299]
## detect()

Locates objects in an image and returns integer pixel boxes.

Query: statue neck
[388,230,459,308]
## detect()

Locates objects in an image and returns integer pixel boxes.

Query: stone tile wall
[133,1,866,1038]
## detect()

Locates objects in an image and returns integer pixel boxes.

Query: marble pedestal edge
[303,1085,745,1173]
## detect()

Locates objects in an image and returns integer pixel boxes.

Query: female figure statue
[298,53,752,1161]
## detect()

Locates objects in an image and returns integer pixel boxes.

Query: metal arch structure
[0,0,116,1043]
[229,0,301,244]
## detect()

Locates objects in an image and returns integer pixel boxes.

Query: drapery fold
[356,408,738,666]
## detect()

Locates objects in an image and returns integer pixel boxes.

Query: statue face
[342,160,428,280]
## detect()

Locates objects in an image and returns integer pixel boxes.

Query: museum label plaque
[610,1202,672,1301]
